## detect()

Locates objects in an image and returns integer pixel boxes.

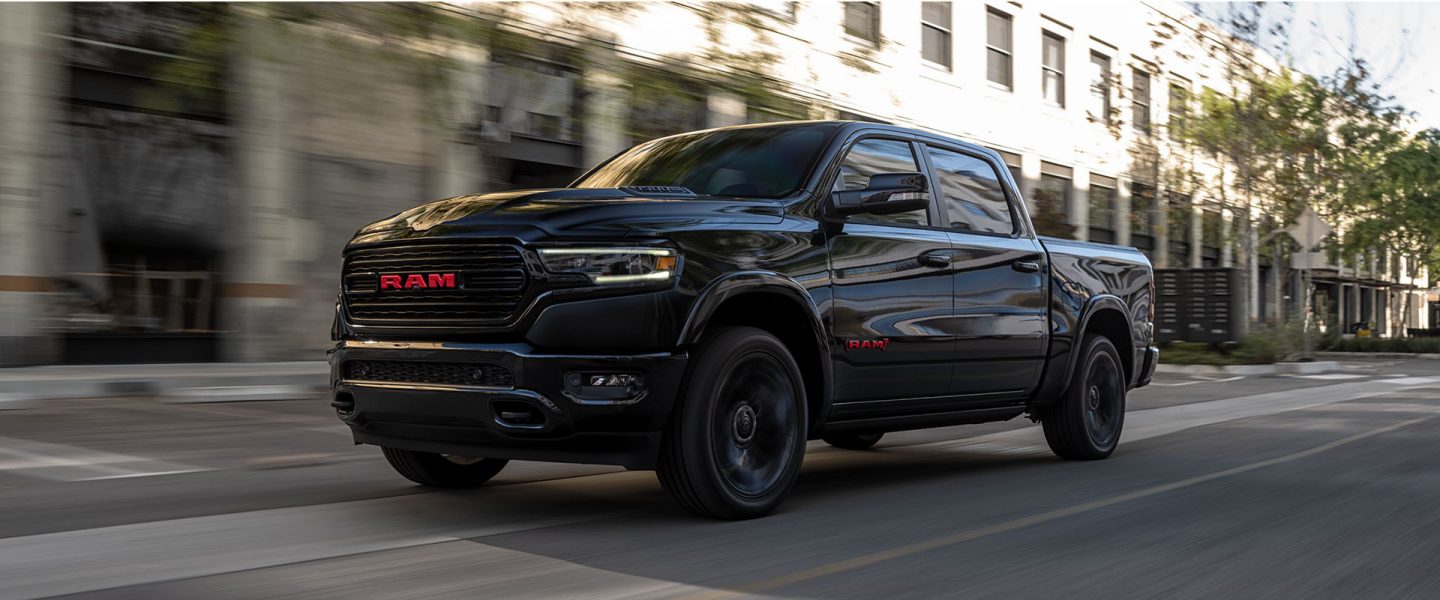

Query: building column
[1220,209,1235,268]
[1189,200,1203,268]
[222,13,306,361]
[706,91,747,129]
[1153,182,1169,268]
[0,3,64,365]
[1071,168,1089,242]
[1115,178,1132,247]
[430,45,489,198]
[582,41,630,171]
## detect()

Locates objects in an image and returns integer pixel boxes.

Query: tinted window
[576,126,834,198]
[925,146,1014,234]
[836,138,929,227]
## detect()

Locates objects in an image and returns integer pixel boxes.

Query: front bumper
[328,341,687,469]
[1135,345,1159,388]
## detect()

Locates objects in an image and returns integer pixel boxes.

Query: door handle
[1012,261,1041,273]
[918,251,952,268]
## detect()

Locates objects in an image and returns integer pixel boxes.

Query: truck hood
[350,188,786,245]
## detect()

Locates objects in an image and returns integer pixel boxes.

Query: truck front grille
[341,243,528,328]
[343,360,515,388]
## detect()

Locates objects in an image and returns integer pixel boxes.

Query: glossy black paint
[331,121,1154,467]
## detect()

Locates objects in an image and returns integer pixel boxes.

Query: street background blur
[1,1,1437,368]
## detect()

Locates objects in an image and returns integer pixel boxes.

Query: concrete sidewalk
[0,362,329,407]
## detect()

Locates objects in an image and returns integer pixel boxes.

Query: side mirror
[830,172,930,216]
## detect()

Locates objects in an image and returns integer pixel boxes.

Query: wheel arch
[1067,296,1135,390]
[677,272,832,432]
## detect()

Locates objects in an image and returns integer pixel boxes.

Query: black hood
[350,188,787,246]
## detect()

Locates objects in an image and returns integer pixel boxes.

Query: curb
[1155,361,1340,376]
[0,362,329,406]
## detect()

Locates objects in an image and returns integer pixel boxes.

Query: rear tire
[657,326,808,519]
[1040,334,1126,460]
[822,432,883,450]
[381,448,508,488]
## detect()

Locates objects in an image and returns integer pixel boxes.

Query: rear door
[920,143,1048,399]
[826,135,957,404]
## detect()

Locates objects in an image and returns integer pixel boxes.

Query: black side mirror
[830,172,929,216]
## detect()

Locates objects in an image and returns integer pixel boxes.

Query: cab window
[925,146,1015,235]
[834,138,930,226]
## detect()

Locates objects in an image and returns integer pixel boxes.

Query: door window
[924,146,1015,235]
[835,138,930,226]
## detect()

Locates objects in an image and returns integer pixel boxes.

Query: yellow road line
[681,414,1438,599]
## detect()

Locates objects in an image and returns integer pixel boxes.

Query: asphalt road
[1,358,1438,599]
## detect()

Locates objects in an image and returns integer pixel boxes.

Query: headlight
[538,247,678,285]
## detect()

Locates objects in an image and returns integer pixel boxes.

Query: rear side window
[835,138,930,226]
[925,146,1015,235]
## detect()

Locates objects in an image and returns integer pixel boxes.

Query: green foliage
[1321,336,1440,354]
[1160,320,1309,365]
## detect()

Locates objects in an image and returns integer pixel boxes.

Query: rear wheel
[822,432,883,450]
[1040,334,1126,460]
[657,326,808,519]
[381,448,508,488]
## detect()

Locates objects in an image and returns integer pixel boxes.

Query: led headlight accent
[538,247,678,285]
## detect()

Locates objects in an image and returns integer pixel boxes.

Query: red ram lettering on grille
[379,273,457,290]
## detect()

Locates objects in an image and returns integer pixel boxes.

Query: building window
[1041,31,1066,107]
[1132,68,1152,136]
[844,2,880,44]
[986,8,1013,89]
[1130,182,1156,238]
[1088,174,1117,242]
[1033,162,1074,238]
[921,2,952,69]
[1167,192,1192,266]
[1088,51,1111,121]
[1168,81,1190,139]
[989,148,1022,186]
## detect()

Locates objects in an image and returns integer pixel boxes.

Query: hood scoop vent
[620,185,696,196]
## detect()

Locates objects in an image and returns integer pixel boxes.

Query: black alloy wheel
[1041,334,1126,460]
[658,326,808,519]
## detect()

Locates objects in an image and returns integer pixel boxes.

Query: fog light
[565,372,646,404]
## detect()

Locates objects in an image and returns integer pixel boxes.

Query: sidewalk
[0,362,330,407]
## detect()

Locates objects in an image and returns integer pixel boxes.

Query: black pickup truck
[330,121,1157,519]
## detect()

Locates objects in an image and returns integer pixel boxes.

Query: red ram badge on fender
[844,338,890,351]
[379,273,458,290]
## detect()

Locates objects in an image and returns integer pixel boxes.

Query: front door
[827,136,956,404]
[921,143,1048,399]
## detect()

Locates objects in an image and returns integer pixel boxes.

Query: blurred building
[0,2,1430,365]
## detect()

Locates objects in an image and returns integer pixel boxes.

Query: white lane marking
[0,473,651,600]
[1378,377,1440,386]
[1150,375,1245,387]
[1283,373,1368,380]
[0,435,209,482]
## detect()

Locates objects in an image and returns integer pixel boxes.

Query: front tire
[381,448,508,488]
[657,326,808,519]
[822,432,883,450]
[1041,334,1126,460]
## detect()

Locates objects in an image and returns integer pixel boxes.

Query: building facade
[0,1,1430,365]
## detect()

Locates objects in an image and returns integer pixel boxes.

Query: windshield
[574,125,837,199]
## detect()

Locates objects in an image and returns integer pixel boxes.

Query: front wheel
[381,448,508,488]
[657,326,808,519]
[1040,334,1126,460]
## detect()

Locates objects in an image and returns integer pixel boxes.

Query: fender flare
[676,271,833,426]
[1057,294,1134,396]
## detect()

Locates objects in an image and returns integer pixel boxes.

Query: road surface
[1,358,1437,599]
